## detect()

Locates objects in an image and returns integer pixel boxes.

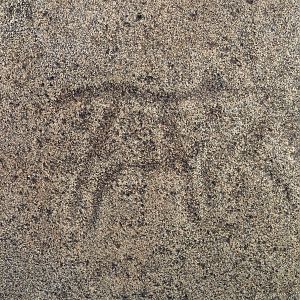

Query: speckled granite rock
[0,0,299,299]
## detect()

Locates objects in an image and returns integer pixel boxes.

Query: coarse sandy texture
[0,0,299,299]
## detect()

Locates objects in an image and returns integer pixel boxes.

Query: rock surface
[0,0,299,299]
